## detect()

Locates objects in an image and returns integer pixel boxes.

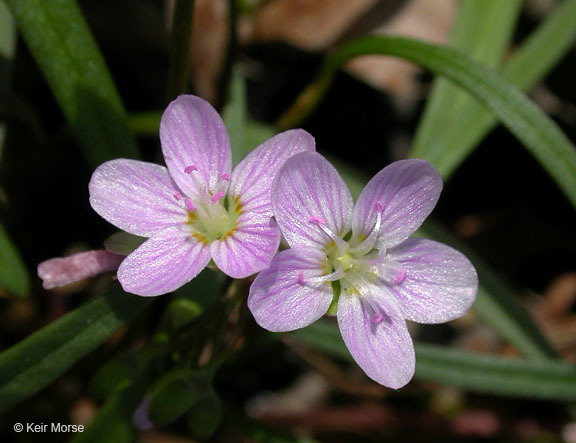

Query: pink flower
[248,152,477,388]
[89,95,315,296]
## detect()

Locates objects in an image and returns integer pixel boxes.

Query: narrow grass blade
[281,35,576,209]
[0,221,29,297]
[411,0,576,178]
[414,0,521,155]
[0,288,152,411]
[3,0,139,166]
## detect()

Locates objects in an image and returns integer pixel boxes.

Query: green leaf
[411,0,576,178]
[413,0,521,155]
[287,35,576,208]
[147,369,208,427]
[292,321,576,401]
[186,390,223,440]
[89,352,147,400]
[0,221,30,297]
[3,0,139,166]
[0,287,152,412]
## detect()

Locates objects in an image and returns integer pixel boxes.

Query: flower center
[301,202,407,322]
[177,166,241,243]
[186,194,241,243]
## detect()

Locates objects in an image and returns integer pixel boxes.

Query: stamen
[307,268,345,284]
[173,192,182,201]
[221,173,231,181]
[363,293,384,325]
[297,271,305,285]
[394,268,407,284]
[352,201,384,255]
[375,257,407,286]
[308,216,348,252]
[184,199,195,212]
[309,216,326,225]
[211,191,225,203]
[184,165,199,174]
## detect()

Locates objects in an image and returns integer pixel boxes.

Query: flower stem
[167,0,195,101]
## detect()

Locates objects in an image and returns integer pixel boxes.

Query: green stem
[167,0,195,101]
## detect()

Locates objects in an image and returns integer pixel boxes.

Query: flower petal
[229,129,315,215]
[338,286,415,389]
[89,159,185,237]
[160,95,232,198]
[272,152,353,249]
[352,159,442,248]
[117,225,211,296]
[248,247,333,332]
[387,238,478,323]
[210,213,281,278]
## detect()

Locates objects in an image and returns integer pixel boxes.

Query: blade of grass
[167,0,195,101]
[3,0,139,166]
[0,0,16,157]
[411,0,576,177]
[279,35,576,209]
[414,0,521,155]
[292,321,576,401]
[0,221,29,297]
[0,288,152,412]
[0,4,29,297]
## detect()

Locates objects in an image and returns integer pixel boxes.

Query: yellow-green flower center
[186,195,242,243]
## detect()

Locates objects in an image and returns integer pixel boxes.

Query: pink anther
[375,200,384,213]
[394,268,407,284]
[371,313,383,324]
[297,271,305,285]
[173,192,182,201]
[211,191,225,203]
[184,165,199,174]
[184,199,195,212]
[221,173,231,181]
[309,216,326,225]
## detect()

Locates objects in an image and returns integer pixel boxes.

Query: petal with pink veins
[160,95,232,198]
[229,129,315,215]
[118,225,211,296]
[248,247,333,332]
[338,286,415,389]
[387,238,478,324]
[272,152,353,249]
[89,159,185,237]
[210,213,281,278]
[352,159,442,248]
